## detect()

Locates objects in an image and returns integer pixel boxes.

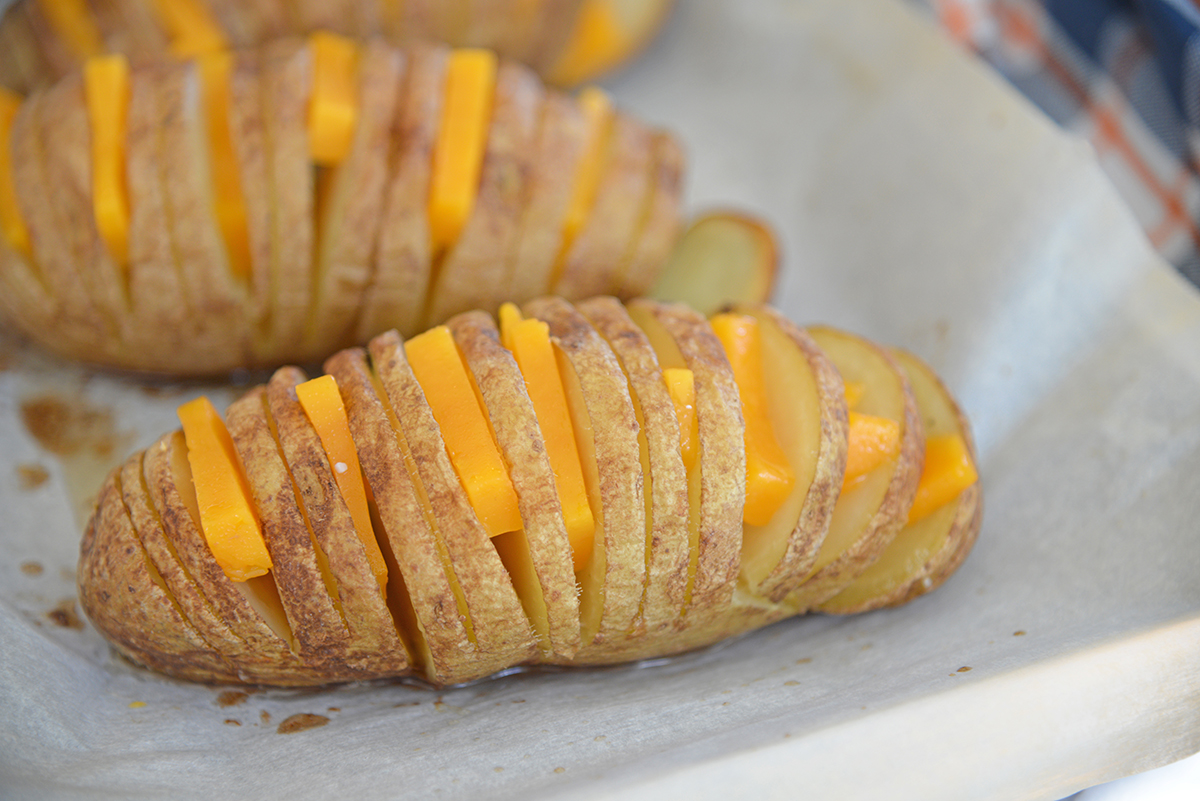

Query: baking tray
[2,1,1198,798]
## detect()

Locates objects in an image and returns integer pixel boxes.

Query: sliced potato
[819,350,981,614]
[449,310,582,661]
[524,296,645,656]
[783,327,923,612]
[614,131,685,300]
[369,328,539,678]
[627,299,744,626]
[576,296,689,643]
[424,59,542,327]
[324,346,477,686]
[735,305,846,602]
[265,367,411,669]
[552,113,654,301]
[304,41,402,357]
[355,43,445,342]
[649,212,779,317]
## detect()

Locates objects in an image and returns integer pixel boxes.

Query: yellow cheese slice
[0,88,31,257]
[662,366,697,471]
[147,0,227,59]
[405,325,523,537]
[559,85,612,253]
[84,54,132,270]
[295,374,389,597]
[177,396,272,582]
[907,433,978,523]
[38,0,104,61]
[307,31,359,165]
[711,313,795,526]
[499,302,595,572]
[198,52,251,280]
[428,48,496,256]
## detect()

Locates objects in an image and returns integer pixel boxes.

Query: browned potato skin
[76,298,981,687]
[0,40,681,375]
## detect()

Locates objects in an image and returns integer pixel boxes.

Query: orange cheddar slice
[307,32,359,165]
[711,313,795,526]
[148,0,227,59]
[198,52,251,280]
[559,86,612,253]
[295,374,389,597]
[0,88,30,257]
[429,48,497,255]
[178,396,272,581]
[907,433,977,523]
[84,54,131,269]
[843,411,901,491]
[499,303,595,572]
[38,0,104,61]
[405,324,523,537]
[663,366,697,472]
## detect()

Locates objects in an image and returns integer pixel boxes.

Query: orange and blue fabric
[917,0,1200,287]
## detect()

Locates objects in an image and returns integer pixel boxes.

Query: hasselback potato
[78,296,982,688]
[0,0,674,92]
[0,36,684,373]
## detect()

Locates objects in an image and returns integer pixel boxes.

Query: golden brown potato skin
[0,40,684,375]
[0,0,649,93]
[77,298,982,688]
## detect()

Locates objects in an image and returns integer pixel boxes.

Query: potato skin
[77,298,982,688]
[0,40,683,375]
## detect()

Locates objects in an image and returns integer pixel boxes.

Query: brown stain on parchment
[19,392,133,527]
[217,691,249,708]
[17,463,49,489]
[47,598,83,629]
[277,713,328,734]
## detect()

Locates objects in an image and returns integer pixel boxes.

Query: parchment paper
[2,1,1198,799]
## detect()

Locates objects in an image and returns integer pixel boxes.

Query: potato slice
[735,305,847,602]
[449,310,582,661]
[526,0,588,76]
[370,329,539,677]
[784,327,923,612]
[21,0,80,80]
[158,60,253,371]
[203,0,287,47]
[123,62,196,369]
[552,113,654,301]
[614,131,685,299]
[78,469,237,683]
[305,41,402,357]
[424,59,542,327]
[577,296,690,644]
[501,94,582,307]
[627,299,744,625]
[225,48,275,360]
[325,346,477,685]
[0,5,48,94]
[143,430,303,680]
[222,385,356,661]
[259,39,314,356]
[266,367,411,671]
[650,212,779,317]
[524,296,645,655]
[91,0,169,64]
[36,69,133,359]
[119,453,250,665]
[356,43,445,341]
[819,350,982,614]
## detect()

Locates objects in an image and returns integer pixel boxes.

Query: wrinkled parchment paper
[2,1,1198,799]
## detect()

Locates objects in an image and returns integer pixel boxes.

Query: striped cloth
[913,0,1200,287]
